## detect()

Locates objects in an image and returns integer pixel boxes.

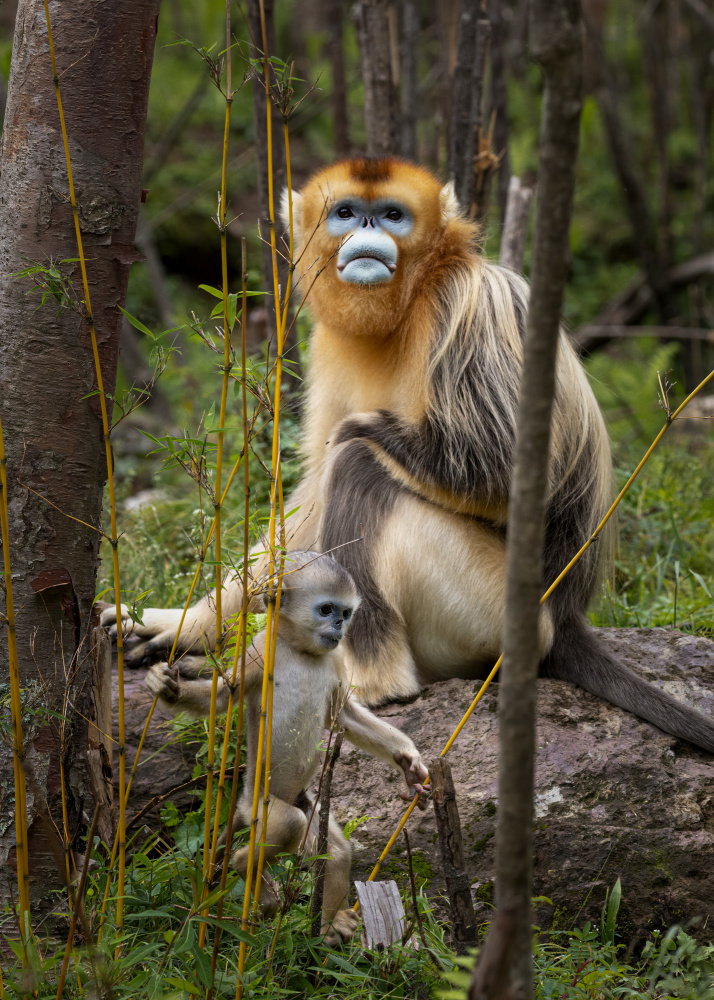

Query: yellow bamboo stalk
[0,416,31,937]
[198,7,234,949]
[210,239,252,873]
[358,365,714,895]
[236,5,286,994]
[96,442,250,943]
[42,2,128,950]
[250,125,294,936]
[208,240,251,998]
[251,472,288,928]
[59,758,74,912]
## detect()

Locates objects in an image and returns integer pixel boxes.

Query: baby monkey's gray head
[272,551,360,656]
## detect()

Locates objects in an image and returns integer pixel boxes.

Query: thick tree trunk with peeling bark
[0,0,160,926]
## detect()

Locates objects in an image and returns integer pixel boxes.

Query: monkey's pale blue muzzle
[336,231,398,285]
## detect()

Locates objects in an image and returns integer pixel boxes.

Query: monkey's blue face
[312,596,354,649]
[326,199,413,286]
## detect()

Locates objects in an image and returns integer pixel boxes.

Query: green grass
[586,339,714,636]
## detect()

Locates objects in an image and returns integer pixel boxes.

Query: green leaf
[227,292,238,331]
[196,916,256,946]
[190,941,212,987]
[690,571,711,598]
[119,305,156,340]
[164,977,200,995]
[325,953,369,977]
[199,283,224,299]
[601,877,621,946]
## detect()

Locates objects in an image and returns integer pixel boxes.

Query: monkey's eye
[343,609,352,621]
[336,206,354,220]
[318,603,334,617]
[385,208,403,222]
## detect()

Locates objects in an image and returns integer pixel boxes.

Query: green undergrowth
[443,882,714,1000]
[1,817,453,999]
[4,871,714,998]
[586,339,714,636]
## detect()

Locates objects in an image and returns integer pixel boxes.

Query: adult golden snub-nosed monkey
[104,156,714,754]
[145,551,428,945]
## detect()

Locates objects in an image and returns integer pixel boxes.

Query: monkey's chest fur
[249,651,342,804]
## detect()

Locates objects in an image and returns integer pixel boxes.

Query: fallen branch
[572,324,714,352]
[574,250,714,352]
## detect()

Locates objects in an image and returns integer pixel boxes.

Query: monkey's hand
[145,662,180,705]
[394,750,429,812]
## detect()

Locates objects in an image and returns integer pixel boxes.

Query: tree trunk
[400,0,419,160]
[0,0,160,925]
[478,2,583,998]
[488,0,511,222]
[499,176,533,272]
[449,0,488,209]
[357,0,400,156]
[329,0,350,157]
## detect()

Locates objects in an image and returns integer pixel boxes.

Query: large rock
[112,665,203,829]
[116,627,714,943]
[330,628,714,945]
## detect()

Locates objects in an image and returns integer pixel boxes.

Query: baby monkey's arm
[145,651,263,717]
[337,695,429,809]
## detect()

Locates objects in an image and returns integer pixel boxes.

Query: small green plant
[439,882,714,1000]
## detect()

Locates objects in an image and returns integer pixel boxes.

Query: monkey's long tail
[541,618,714,754]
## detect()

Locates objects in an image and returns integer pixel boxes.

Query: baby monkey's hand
[394,750,429,811]
[145,662,179,704]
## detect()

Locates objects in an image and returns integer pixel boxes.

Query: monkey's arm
[331,411,508,523]
[336,696,428,807]
[145,650,263,717]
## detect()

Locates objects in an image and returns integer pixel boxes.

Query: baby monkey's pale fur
[145,551,427,946]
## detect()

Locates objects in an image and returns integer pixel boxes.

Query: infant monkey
[146,551,428,946]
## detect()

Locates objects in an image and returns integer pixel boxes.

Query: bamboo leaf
[119,305,157,340]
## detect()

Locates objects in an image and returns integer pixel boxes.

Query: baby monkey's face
[273,552,360,657]
[310,594,355,651]
[278,585,359,657]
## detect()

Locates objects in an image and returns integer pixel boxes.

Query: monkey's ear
[439,180,461,223]
[280,187,303,243]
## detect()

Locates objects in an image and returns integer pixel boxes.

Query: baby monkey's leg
[230,796,308,917]
[321,816,359,946]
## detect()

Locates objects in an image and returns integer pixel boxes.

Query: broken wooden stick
[429,757,477,950]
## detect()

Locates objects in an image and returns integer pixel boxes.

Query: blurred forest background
[1,0,712,633]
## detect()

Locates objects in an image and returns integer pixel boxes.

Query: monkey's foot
[145,662,179,703]
[323,908,359,947]
[256,871,280,918]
